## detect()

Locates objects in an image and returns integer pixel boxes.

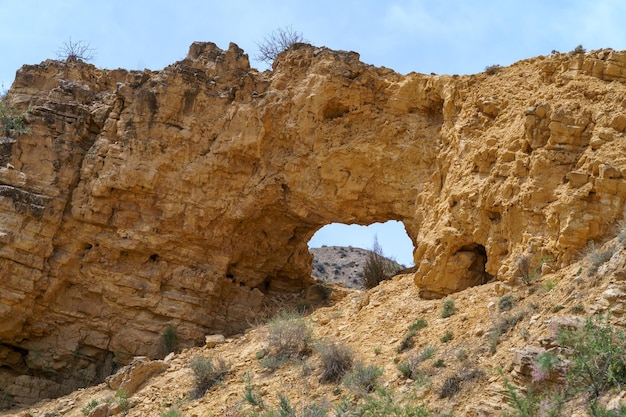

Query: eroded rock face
[0,42,625,402]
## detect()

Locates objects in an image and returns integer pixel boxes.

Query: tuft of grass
[441,298,456,318]
[343,362,383,396]
[541,279,556,292]
[433,358,446,368]
[160,409,183,417]
[316,340,354,383]
[81,399,99,416]
[440,330,453,343]
[397,319,428,353]
[586,243,615,276]
[489,311,527,354]
[189,355,229,398]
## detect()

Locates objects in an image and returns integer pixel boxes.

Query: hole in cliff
[456,243,493,288]
[308,220,415,288]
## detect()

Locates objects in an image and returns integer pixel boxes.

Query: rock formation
[0,42,625,402]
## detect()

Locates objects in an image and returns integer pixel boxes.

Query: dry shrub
[316,340,354,383]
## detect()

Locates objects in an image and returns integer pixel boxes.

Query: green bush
[316,340,354,383]
[441,298,456,318]
[0,95,29,136]
[343,362,383,396]
[189,355,229,398]
[441,330,453,343]
[572,44,586,54]
[353,388,432,417]
[558,316,626,399]
[161,324,178,354]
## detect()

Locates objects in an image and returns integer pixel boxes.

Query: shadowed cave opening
[307,220,415,288]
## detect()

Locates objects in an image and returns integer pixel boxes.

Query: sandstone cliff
[1,42,625,402]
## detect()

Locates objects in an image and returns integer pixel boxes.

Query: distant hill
[310,245,405,288]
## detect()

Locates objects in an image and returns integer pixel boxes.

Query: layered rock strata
[0,42,625,401]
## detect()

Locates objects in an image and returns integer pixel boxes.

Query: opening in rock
[307,221,415,288]
[455,243,493,289]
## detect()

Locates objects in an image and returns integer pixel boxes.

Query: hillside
[310,246,405,288]
[1,40,626,415]
[4,234,626,416]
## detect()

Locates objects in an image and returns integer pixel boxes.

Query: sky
[3,0,626,266]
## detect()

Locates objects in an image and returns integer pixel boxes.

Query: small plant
[266,311,312,359]
[374,346,382,355]
[256,26,307,64]
[115,389,130,414]
[551,305,564,313]
[397,319,428,352]
[0,94,29,136]
[586,242,615,275]
[439,375,461,399]
[456,349,468,361]
[440,330,453,343]
[316,340,354,383]
[498,294,515,311]
[56,38,96,62]
[489,311,527,353]
[516,254,539,284]
[354,388,432,417]
[441,298,456,318]
[161,324,178,354]
[570,304,585,314]
[343,362,383,396]
[189,355,229,398]
[417,345,437,362]
[160,409,183,417]
[485,64,503,75]
[242,372,264,409]
[433,358,446,368]
[572,44,586,54]
[541,279,556,292]
[530,351,563,383]
[81,399,99,416]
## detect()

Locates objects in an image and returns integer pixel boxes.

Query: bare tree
[256,26,307,64]
[56,38,96,62]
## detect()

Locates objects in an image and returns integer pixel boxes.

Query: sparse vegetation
[0,93,29,136]
[433,358,446,368]
[572,44,586,54]
[115,389,130,414]
[440,330,453,343]
[485,64,503,75]
[262,311,312,371]
[56,38,96,62]
[161,324,178,355]
[489,311,527,353]
[498,294,515,312]
[343,362,383,396]
[160,409,183,417]
[189,355,229,398]
[316,340,354,383]
[586,242,615,276]
[81,399,99,416]
[441,298,456,318]
[397,318,428,352]
[362,235,401,289]
[256,26,307,64]
[541,279,556,292]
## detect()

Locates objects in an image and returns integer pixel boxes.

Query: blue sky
[3,1,626,265]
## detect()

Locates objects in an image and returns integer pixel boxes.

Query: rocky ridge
[0,42,626,403]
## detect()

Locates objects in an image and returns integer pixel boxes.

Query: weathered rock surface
[1,42,626,403]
